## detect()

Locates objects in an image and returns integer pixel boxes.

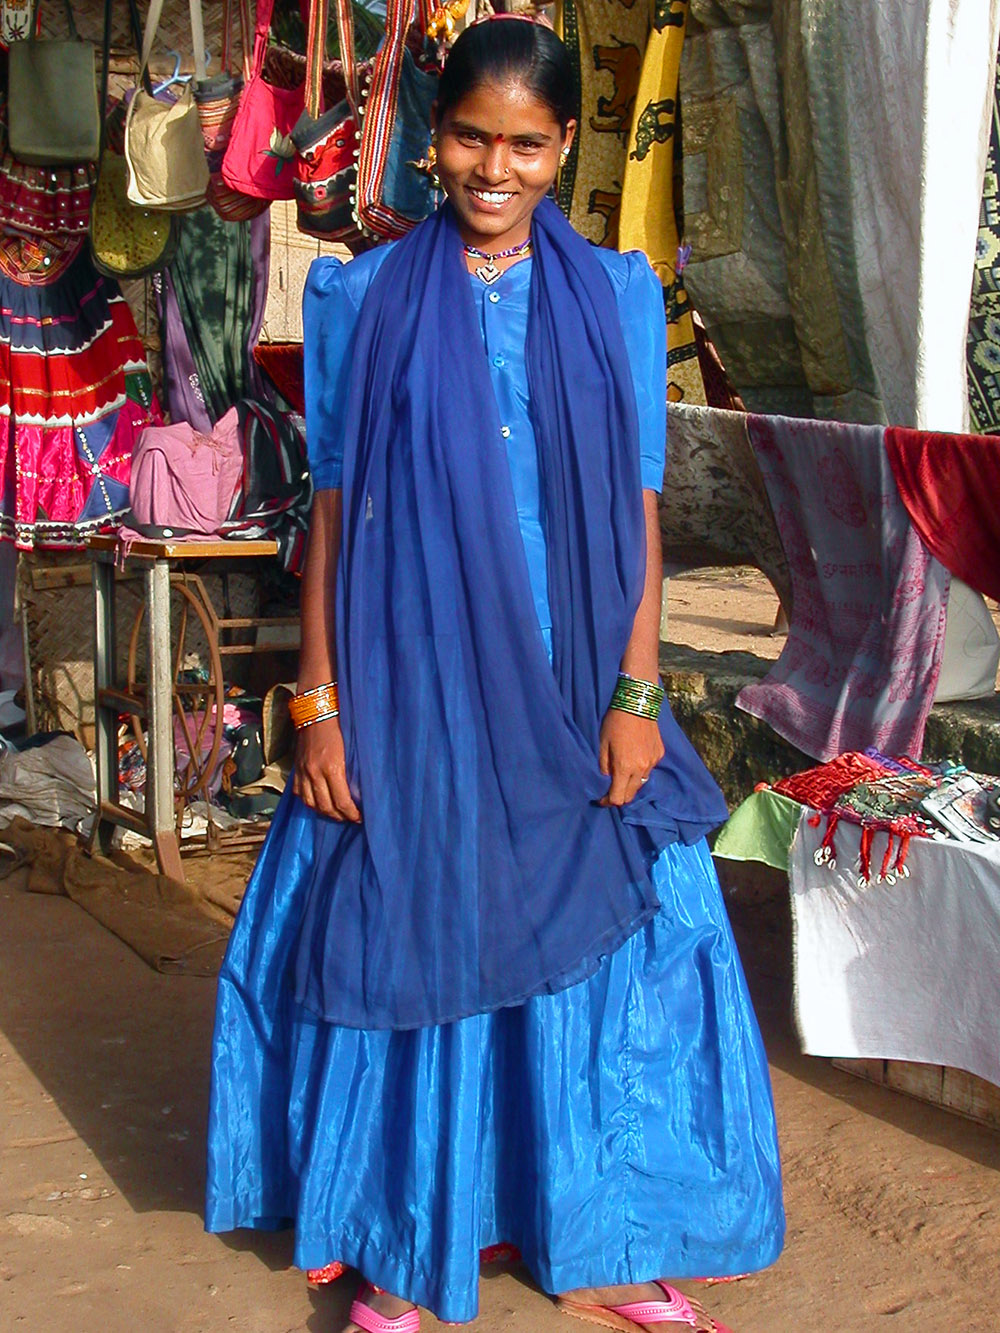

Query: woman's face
[433,80,576,250]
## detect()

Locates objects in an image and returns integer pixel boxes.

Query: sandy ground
[1,571,998,1333]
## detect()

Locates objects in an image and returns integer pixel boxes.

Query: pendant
[475,257,502,285]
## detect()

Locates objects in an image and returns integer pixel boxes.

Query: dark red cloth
[885,427,1000,603]
[253,341,306,415]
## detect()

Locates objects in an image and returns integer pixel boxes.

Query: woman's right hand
[292,715,361,822]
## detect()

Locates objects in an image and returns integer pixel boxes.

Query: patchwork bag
[193,0,269,221]
[291,0,360,242]
[351,0,441,240]
[7,0,100,166]
[124,0,210,212]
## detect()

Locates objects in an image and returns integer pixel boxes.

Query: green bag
[7,0,100,166]
[89,0,176,280]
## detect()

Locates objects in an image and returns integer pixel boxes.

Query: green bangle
[610,672,664,721]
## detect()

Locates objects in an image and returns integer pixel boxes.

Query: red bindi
[495,134,505,144]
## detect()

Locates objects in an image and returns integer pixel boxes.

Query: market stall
[715,754,1000,1127]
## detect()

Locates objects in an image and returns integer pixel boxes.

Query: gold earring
[410,138,442,191]
[560,146,570,165]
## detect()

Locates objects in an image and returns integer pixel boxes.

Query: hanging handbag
[123,0,210,212]
[291,0,359,242]
[7,0,100,166]
[193,0,268,221]
[89,0,176,279]
[220,0,306,203]
[351,0,441,240]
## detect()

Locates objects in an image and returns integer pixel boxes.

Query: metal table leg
[144,560,183,882]
[91,554,118,858]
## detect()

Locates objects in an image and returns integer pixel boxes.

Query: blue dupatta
[293,199,727,1029]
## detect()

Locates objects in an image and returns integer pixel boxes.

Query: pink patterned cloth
[736,414,950,762]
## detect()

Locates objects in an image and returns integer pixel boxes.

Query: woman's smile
[433,80,575,251]
[467,187,517,208]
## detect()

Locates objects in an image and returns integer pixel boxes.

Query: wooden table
[88,535,298,880]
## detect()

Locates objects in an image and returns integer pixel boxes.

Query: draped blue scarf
[293,198,727,1029]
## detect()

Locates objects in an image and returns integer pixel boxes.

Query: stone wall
[660,643,1000,808]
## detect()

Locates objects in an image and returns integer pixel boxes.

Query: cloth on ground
[736,414,950,761]
[884,425,1000,604]
[0,734,95,831]
[0,817,230,975]
[789,808,1000,1088]
[662,403,790,611]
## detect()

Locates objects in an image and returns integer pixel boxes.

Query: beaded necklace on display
[463,237,532,285]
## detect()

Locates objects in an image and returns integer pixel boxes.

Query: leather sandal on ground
[556,1280,733,1333]
[347,1283,420,1333]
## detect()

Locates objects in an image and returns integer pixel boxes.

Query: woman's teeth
[470,189,514,204]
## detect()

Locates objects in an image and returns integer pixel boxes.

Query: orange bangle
[289,682,340,729]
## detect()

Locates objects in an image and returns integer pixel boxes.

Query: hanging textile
[0,235,159,550]
[663,403,790,612]
[556,0,653,247]
[885,426,1000,605]
[735,414,950,763]
[619,0,704,406]
[968,41,1000,434]
[158,206,270,432]
[679,0,1000,429]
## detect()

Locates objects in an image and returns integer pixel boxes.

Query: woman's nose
[479,141,510,184]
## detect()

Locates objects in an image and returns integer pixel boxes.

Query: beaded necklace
[463,237,532,285]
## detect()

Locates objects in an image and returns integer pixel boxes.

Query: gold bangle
[295,709,340,730]
[289,682,340,729]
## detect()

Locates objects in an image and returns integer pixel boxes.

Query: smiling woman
[431,26,576,265]
[205,17,784,1333]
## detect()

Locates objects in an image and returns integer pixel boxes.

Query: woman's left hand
[598,708,665,807]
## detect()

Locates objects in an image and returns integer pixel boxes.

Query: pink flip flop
[348,1283,421,1333]
[557,1279,733,1333]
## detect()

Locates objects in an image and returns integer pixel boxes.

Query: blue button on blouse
[304,244,667,633]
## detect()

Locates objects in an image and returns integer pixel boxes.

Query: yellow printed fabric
[556,0,654,247]
[619,0,705,406]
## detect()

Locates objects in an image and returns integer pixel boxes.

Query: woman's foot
[558,1280,729,1332]
[343,1282,420,1333]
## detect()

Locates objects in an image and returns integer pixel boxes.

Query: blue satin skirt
[205,793,784,1324]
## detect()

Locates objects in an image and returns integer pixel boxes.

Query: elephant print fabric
[618,0,705,405]
[558,0,652,246]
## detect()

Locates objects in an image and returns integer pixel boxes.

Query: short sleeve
[303,258,355,489]
[303,252,394,490]
[615,252,667,492]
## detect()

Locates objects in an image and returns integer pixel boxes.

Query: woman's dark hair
[436,19,578,132]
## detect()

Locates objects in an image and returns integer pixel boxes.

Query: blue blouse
[304,244,666,632]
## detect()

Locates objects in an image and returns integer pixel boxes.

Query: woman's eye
[458,132,484,146]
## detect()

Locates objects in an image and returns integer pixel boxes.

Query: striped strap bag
[350,0,442,241]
